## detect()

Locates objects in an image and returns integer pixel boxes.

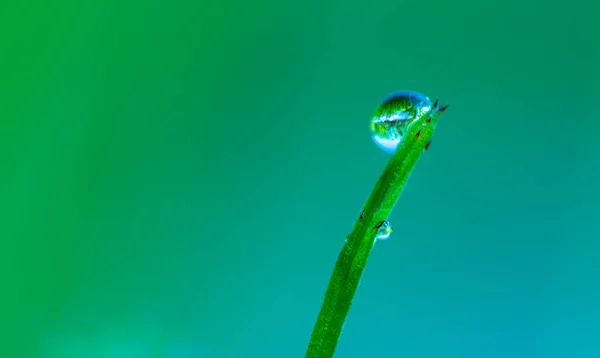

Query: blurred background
[1,0,599,357]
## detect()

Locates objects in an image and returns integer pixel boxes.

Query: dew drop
[375,221,393,240]
[370,90,433,154]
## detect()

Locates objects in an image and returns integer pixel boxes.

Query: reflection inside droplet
[370,90,433,154]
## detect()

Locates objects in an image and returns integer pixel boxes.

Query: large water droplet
[375,221,393,240]
[370,90,433,154]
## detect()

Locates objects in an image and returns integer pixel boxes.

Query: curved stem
[305,107,445,358]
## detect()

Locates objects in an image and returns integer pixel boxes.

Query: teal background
[1,0,599,357]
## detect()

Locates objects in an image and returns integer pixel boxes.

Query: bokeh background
[1,0,599,357]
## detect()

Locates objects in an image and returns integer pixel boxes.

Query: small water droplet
[375,221,393,240]
[370,90,433,154]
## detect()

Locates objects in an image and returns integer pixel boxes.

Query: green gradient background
[1,0,599,357]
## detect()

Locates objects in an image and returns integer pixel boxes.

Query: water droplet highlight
[375,221,393,240]
[370,90,433,154]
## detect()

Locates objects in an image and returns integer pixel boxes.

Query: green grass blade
[305,107,445,358]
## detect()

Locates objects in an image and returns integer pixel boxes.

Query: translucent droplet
[370,90,433,154]
[375,221,393,240]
